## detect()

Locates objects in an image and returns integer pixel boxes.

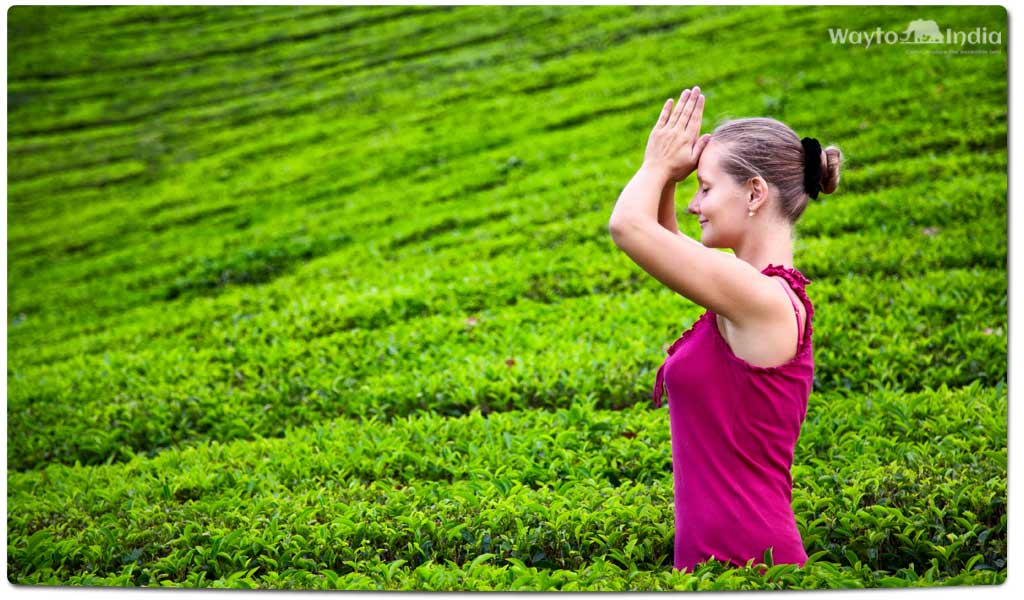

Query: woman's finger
[669,88,691,127]
[694,133,712,157]
[686,93,705,137]
[656,98,673,128]
[680,85,701,131]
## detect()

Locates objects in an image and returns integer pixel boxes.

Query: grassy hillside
[6,4,1006,590]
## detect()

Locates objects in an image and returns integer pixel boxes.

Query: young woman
[608,86,842,572]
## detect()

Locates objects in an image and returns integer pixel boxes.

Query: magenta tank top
[652,263,813,573]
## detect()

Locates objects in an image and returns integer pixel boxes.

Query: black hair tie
[801,137,823,200]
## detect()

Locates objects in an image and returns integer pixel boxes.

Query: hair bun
[819,145,843,195]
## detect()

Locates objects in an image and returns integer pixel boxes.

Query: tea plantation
[6,3,1007,590]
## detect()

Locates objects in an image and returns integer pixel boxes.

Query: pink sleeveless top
[652,263,813,573]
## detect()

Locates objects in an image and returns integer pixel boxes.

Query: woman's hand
[643,86,711,183]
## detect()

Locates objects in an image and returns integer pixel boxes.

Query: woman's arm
[657,179,681,234]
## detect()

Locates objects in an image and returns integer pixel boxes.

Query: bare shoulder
[717,274,806,367]
[768,275,806,325]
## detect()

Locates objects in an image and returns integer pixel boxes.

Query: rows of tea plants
[6,263,1007,472]
[7,384,1005,587]
[7,3,1007,590]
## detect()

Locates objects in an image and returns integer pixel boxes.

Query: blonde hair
[710,117,843,224]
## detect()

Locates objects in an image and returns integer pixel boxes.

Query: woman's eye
[701,187,709,193]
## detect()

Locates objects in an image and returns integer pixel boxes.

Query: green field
[6,4,1007,590]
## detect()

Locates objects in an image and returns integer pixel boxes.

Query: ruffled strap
[762,263,811,288]
[761,263,815,358]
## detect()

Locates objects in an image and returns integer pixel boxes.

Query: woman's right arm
[657,179,681,235]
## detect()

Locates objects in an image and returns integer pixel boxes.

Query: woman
[608,86,842,572]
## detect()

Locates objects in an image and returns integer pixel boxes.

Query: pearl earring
[748,210,755,217]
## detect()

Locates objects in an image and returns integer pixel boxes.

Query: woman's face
[687,140,750,248]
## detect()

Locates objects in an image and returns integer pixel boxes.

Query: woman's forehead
[697,145,720,180]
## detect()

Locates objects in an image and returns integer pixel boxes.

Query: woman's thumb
[696,133,712,154]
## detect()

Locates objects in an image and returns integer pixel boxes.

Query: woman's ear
[748,176,770,211]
